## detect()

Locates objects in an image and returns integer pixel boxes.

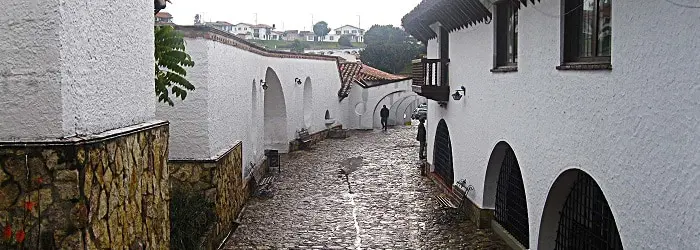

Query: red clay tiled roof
[156,12,172,18]
[251,24,273,29]
[338,62,363,99]
[359,65,405,82]
[337,62,411,99]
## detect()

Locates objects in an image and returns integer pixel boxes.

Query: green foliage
[338,35,353,47]
[360,25,426,74]
[313,21,331,41]
[290,39,309,53]
[170,188,216,250]
[155,25,195,106]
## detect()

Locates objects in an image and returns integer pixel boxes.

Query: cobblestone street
[223,125,507,249]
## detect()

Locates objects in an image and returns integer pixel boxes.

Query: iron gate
[555,172,623,250]
[433,120,454,186]
[494,147,530,248]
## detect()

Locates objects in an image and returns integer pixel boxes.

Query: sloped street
[224,125,506,249]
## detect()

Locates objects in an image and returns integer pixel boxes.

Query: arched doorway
[433,119,454,186]
[483,142,529,248]
[371,90,407,129]
[389,94,419,126]
[302,77,313,129]
[263,67,288,152]
[538,169,623,250]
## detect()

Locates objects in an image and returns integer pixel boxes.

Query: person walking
[417,118,427,160]
[380,105,390,131]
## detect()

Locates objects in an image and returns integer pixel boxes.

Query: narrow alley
[223,126,506,249]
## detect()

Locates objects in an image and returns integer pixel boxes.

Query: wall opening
[303,77,313,129]
[487,143,529,248]
[433,119,454,186]
[539,169,623,250]
[263,67,288,151]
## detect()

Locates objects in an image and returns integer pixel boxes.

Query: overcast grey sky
[165,0,422,31]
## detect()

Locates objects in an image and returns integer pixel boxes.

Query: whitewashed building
[403,0,699,249]
[338,62,424,129]
[159,26,349,180]
[233,23,254,39]
[326,25,365,43]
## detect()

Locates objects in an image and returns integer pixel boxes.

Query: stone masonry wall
[169,141,245,249]
[0,121,169,249]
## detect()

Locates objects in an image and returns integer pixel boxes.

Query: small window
[351,30,357,34]
[336,31,341,35]
[329,36,334,40]
[494,1,518,68]
[563,0,612,64]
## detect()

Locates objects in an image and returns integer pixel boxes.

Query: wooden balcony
[412,58,450,102]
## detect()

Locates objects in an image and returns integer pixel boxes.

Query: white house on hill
[403,0,700,249]
[325,25,365,43]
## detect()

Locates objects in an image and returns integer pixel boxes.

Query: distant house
[269,31,283,41]
[251,24,275,40]
[233,23,254,39]
[326,25,365,43]
[155,12,173,24]
[205,21,235,33]
[282,30,300,41]
[299,31,315,42]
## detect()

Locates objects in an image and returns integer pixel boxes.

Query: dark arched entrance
[433,119,454,186]
[554,171,623,250]
[495,146,529,248]
[483,142,529,248]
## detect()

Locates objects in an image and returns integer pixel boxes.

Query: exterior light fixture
[260,79,268,90]
[452,86,466,101]
[295,78,302,85]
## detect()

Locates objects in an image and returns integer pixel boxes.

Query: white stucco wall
[156,39,211,159]
[424,1,700,249]
[158,36,345,177]
[0,0,155,140]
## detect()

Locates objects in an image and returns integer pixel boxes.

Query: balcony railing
[412,58,450,102]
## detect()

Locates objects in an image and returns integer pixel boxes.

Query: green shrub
[170,189,216,250]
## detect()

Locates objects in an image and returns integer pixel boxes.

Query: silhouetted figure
[380,105,390,131]
[417,118,426,159]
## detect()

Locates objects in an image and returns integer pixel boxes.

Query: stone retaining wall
[0,121,170,249]
[169,141,245,249]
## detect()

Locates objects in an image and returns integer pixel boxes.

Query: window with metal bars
[555,172,623,250]
[494,147,529,248]
[433,120,454,186]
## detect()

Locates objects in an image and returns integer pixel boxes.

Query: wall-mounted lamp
[452,86,466,101]
[295,78,302,85]
[257,79,268,90]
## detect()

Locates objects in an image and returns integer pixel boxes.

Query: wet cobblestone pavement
[223,126,507,249]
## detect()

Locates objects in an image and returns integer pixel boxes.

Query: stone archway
[433,119,454,186]
[263,67,288,152]
[302,77,313,129]
[388,94,419,126]
[371,90,407,129]
[482,142,530,249]
[538,169,623,250]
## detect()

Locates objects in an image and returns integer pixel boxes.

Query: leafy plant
[338,35,353,47]
[360,25,426,74]
[170,188,216,250]
[290,40,309,53]
[155,25,195,106]
[313,21,331,41]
